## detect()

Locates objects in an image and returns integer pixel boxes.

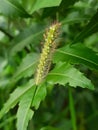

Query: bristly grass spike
[35,22,61,85]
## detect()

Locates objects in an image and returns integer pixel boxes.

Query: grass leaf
[0,0,30,17]
[0,79,34,119]
[53,44,98,70]
[73,11,98,43]
[32,83,47,110]
[17,87,35,130]
[13,53,39,81]
[10,29,44,56]
[31,0,62,13]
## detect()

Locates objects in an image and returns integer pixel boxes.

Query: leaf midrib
[15,60,38,77]
[57,49,98,67]
[11,30,44,55]
[20,100,32,130]
[22,109,31,130]
[0,82,34,119]
[74,21,98,42]
[48,72,88,86]
[4,0,25,14]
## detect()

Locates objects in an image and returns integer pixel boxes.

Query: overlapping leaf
[31,0,62,13]
[17,82,47,130]
[0,79,34,119]
[32,83,47,110]
[13,53,39,81]
[0,79,47,130]
[53,44,98,70]
[17,87,35,130]
[73,11,98,43]
[47,62,94,90]
[10,30,43,56]
[42,0,79,19]
[0,0,30,17]
[61,11,89,25]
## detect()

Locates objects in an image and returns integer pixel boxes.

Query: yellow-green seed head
[35,22,61,85]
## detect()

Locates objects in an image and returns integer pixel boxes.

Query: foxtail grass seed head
[35,22,61,85]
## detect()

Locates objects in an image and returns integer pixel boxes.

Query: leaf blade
[31,0,62,13]
[53,44,98,70]
[10,27,44,56]
[0,0,30,17]
[13,53,39,81]
[17,87,35,130]
[73,11,98,43]
[32,83,47,110]
[47,62,94,90]
[0,79,34,119]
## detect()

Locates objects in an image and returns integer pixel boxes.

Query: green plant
[0,0,98,130]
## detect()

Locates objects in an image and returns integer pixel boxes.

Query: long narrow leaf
[17,87,36,130]
[32,83,47,110]
[73,11,98,43]
[31,0,62,13]
[13,53,39,81]
[10,29,44,56]
[53,44,98,70]
[0,0,30,17]
[0,79,34,119]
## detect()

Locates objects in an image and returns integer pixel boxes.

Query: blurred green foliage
[0,0,98,130]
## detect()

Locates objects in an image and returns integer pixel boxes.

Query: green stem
[69,87,77,130]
